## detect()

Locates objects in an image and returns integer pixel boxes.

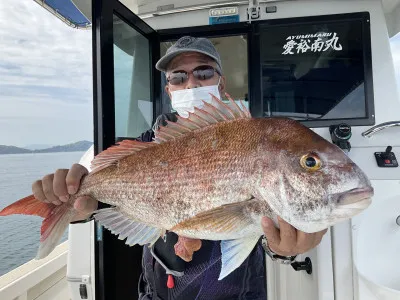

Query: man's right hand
[32,163,98,221]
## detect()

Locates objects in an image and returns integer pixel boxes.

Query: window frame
[92,1,160,299]
[253,11,375,127]
[158,12,375,127]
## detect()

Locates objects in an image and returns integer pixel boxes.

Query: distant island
[0,141,93,155]
[24,144,56,150]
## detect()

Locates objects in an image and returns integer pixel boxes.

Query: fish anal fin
[90,140,155,174]
[94,208,164,246]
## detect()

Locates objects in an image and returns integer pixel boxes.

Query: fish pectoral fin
[94,208,164,247]
[171,198,259,234]
[219,236,261,280]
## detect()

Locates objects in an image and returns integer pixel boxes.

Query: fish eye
[300,154,322,171]
[305,157,316,167]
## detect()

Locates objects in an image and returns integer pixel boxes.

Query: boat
[0,0,399,299]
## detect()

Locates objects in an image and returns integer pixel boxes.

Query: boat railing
[0,241,69,300]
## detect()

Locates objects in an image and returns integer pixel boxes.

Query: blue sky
[0,0,399,147]
[0,0,92,147]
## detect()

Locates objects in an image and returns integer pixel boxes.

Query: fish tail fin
[0,194,76,259]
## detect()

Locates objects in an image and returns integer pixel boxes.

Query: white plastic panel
[352,180,400,300]
[266,228,335,300]
[346,147,400,180]
[67,221,96,300]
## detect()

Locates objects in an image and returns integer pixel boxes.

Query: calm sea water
[0,151,85,276]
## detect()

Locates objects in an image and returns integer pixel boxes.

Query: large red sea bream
[0,94,373,280]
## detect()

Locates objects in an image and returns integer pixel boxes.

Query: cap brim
[155,48,221,73]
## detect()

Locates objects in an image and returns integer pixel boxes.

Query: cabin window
[113,14,153,139]
[260,17,369,122]
[160,35,249,112]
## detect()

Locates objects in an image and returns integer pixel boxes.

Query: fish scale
[82,146,253,221]
[0,94,373,280]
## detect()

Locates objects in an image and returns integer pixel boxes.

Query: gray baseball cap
[155,36,223,74]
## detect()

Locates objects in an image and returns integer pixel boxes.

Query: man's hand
[174,236,202,262]
[261,216,327,256]
[32,163,98,222]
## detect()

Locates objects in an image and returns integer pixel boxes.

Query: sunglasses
[167,65,220,86]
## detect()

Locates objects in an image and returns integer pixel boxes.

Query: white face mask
[170,78,221,118]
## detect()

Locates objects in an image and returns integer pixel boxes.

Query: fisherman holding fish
[3,36,373,299]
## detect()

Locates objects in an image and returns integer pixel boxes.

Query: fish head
[255,118,373,233]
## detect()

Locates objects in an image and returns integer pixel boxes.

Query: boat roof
[33,0,90,29]
[34,0,400,37]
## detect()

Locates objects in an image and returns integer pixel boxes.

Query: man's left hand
[261,216,327,256]
[174,236,202,261]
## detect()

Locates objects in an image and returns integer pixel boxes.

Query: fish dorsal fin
[90,94,251,172]
[154,93,251,143]
[90,140,155,174]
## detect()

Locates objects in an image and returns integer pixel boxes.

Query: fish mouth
[292,187,374,233]
[336,186,374,207]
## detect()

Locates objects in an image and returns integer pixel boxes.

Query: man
[32,36,327,299]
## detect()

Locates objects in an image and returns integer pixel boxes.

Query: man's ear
[165,85,172,99]
[219,76,226,94]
